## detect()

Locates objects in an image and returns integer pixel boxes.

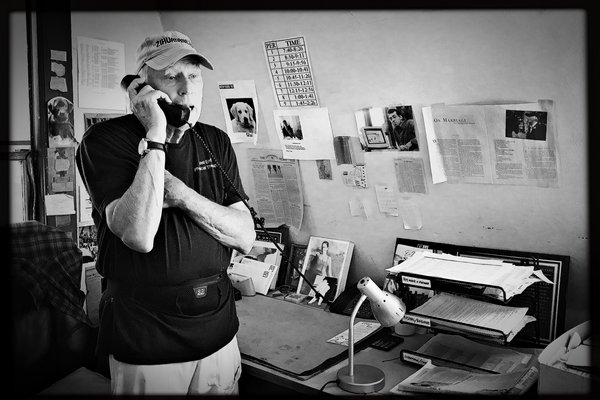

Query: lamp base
[336,364,385,394]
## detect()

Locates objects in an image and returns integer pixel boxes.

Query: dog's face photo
[229,101,256,134]
[47,96,77,146]
[48,96,73,124]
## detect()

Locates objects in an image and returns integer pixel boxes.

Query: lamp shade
[357,277,406,327]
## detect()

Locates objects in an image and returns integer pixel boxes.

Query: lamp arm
[347,293,368,377]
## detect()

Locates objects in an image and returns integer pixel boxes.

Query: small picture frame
[284,244,307,292]
[364,127,387,145]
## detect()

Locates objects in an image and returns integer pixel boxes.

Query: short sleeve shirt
[76,115,248,286]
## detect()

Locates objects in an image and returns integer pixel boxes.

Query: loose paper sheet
[394,158,428,194]
[45,194,75,216]
[218,80,259,144]
[375,184,399,216]
[327,321,381,346]
[399,199,423,230]
[77,37,126,110]
[273,107,335,160]
[248,148,303,230]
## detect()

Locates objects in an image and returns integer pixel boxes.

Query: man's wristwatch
[138,138,166,158]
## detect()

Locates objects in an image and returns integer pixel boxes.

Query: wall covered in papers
[65,10,589,329]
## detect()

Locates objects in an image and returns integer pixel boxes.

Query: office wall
[63,10,588,328]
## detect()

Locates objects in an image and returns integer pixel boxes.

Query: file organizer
[388,238,569,346]
[391,254,546,346]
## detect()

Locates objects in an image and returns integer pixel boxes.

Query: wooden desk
[235,294,430,396]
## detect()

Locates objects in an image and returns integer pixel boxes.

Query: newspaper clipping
[248,148,303,230]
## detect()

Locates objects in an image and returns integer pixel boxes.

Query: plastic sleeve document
[402,333,534,374]
[391,360,539,396]
[408,293,533,340]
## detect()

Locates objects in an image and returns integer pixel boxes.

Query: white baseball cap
[135,31,213,74]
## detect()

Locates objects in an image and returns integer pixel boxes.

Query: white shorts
[109,335,242,395]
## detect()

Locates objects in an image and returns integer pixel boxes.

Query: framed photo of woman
[296,236,354,303]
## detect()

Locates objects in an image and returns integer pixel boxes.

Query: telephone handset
[329,281,375,320]
[120,74,191,127]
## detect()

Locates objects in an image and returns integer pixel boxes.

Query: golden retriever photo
[230,101,256,135]
[47,96,78,147]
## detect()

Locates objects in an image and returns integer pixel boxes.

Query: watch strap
[146,140,166,152]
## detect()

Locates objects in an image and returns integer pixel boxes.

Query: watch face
[138,139,147,155]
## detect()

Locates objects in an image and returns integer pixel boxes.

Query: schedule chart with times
[264,36,319,108]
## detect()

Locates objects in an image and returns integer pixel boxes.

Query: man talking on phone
[76,31,255,395]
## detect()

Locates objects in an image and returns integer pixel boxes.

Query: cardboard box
[538,320,596,395]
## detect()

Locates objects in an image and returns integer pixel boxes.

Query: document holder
[393,255,545,346]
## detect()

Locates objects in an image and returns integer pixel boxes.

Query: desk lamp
[336,277,406,394]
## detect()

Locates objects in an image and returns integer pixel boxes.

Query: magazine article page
[426,100,558,187]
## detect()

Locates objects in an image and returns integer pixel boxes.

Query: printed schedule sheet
[264,36,319,108]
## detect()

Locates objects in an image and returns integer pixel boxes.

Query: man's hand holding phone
[126,76,169,143]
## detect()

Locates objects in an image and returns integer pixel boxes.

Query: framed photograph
[364,127,386,145]
[296,236,354,302]
[283,244,308,292]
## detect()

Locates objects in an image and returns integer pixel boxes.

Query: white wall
[60,10,588,329]
[159,10,588,328]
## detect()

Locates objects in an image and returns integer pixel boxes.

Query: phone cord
[188,124,324,301]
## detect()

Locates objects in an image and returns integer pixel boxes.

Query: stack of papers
[404,293,535,343]
[386,251,553,302]
[391,361,539,396]
[394,333,541,395]
[401,333,536,374]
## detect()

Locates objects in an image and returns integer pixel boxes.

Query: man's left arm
[164,170,255,254]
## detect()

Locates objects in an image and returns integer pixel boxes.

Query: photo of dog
[230,101,256,135]
[47,96,78,147]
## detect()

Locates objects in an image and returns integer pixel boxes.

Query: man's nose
[178,79,196,96]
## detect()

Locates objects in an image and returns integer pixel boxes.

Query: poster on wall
[218,80,258,144]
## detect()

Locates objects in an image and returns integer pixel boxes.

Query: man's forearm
[106,150,165,252]
[175,186,255,254]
